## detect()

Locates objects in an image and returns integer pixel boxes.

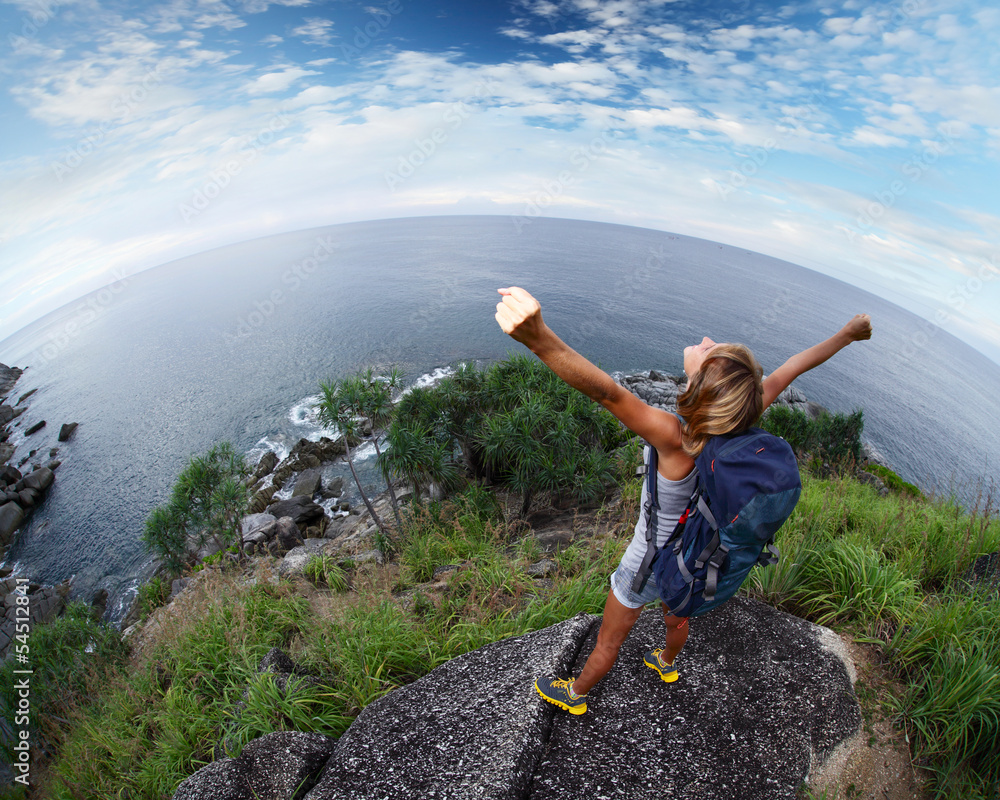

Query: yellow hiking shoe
[644,648,679,683]
[535,677,587,715]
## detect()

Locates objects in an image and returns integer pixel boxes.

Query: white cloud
[291,17,335,46]
[1,0,998,361]
[851,127,907,147]
[244,67,319,95]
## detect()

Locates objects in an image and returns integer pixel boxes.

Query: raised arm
[495,287,681,451]
[762,314,872,410]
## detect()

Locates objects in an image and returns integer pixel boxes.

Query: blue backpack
[631,427,802,618]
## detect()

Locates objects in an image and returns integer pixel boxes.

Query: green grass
[863,464,924,499]
[304,554,350,592]
[21,468,1000,800]
[742,473,1000,799]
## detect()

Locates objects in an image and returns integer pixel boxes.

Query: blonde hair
[676,343,763,457]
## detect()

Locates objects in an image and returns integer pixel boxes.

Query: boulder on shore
[25,420,46,436]
[291,468,323,498]
[0,502,25,547]
[0,364,22,399]
[266,496,325,528]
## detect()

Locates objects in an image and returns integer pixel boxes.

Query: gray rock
[191,536,225,563]
[23,467,53,492]
[525,558,558,578]
[267,496,325,528]
[0,364,22,399]
[962,551,999,596]
[24,420,46,436]
[0,502,25,546]
[326,476,344,496]
[615,371,685,412]
[289,436,348,464]
[297,600,858,800]
[1,466,20,484]
[242,513,277,538]
[532,600,860,800]
[249,485,278,513]
[277,539,332,578]
[91,588,108,620]
[303,614,595,800]
[275,517,303,553]
[0,619,13,655]
[170,578,190,600]
[258,647,300,676]
[776,384,808,405]
[0,443,14,466]
[172,731,337,800]
[534,528,575,553]
[803,400,828,420]
[855,470,889,497]
[394,487,414,505]
[252,450,279,481]
[324,514,366,546]
[57,422,78,442]
[291,468,323,498]
[17,489,36,509]
[29,591,64,625]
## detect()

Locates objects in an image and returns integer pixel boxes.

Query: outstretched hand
[842,314,872,342]
[495,287,546,347]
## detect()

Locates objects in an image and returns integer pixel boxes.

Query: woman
[494,286,872,715]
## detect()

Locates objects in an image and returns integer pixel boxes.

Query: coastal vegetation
[316,367,405,538]
[140,441,252,575]
[380,355,629,516]
[4,363,998,800]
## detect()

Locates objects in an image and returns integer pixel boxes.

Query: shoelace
[551,678,583,699]
[652,649,673,669]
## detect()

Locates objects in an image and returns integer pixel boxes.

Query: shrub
[760,406,864,474]
[304,555,350,592]
[385,355,629,514]
[864,464,924,499]
[141,441,251,577]
[137,575,172,619]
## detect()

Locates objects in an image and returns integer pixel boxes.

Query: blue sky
[1,0,998,361]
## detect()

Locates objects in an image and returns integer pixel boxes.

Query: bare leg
[572,589,642,696]
[660,603,689,665]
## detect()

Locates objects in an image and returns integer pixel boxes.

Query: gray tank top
[619,450,697,573]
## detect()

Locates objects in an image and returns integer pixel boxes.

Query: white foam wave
[352,440,378,461]
[246,434,291,466]
[288,394,340,440]
[397,364,462,397]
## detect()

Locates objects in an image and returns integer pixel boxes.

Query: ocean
[1,216,998,626]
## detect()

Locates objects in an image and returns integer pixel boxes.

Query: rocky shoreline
[122,369,891,628]
[0,364,79,660]
[2,365,893,659]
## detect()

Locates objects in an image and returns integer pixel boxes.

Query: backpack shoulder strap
[630,442,661,594]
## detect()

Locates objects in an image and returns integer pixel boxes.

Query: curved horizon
[1,0,998,362]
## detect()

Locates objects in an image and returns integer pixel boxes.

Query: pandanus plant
[142,441,251,574]
[316,368,404,539]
